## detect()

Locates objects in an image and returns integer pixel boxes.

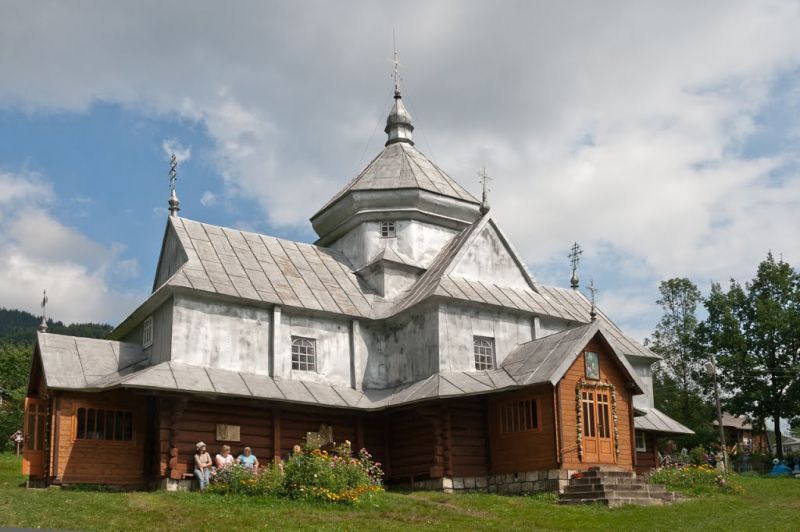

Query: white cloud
[0,1,799,332]
[162,139,191,164]
[0,171,143,323]
[199,191,218,206]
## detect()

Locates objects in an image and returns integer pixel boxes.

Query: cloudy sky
[1,1,799,340]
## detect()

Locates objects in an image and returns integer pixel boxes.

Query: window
[379,220,396,238]
[636,431,647,452]
[291,337,317,371]
[75,407,132,441]
[142,316,153,348]
[473,336,495,370]
[581,390,596,437]
[500,399,538,433]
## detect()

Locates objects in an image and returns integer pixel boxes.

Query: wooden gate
[22,397,47,477]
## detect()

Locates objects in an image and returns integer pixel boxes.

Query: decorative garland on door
[575,379,619,460]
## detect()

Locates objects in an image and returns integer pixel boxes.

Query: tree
[703,253,800,459]
[650,278,705,425]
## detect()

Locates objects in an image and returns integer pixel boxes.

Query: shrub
[649,464,744,496]
[282,441,382,504]
[206,463,282,496]
[689,445,706,466]
[208,441,383,504]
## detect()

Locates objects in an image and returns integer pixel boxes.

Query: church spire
[168,153,180,217]
[384,39,414,146]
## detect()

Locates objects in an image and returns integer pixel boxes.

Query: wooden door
[22,397,47,477]
[580,390,598,463]
[595,391,615,463]
[580,388,615,464]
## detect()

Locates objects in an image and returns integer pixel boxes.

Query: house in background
[713,413,767,453]
[22,83,691,493]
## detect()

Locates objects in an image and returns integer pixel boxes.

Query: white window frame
[142,316,153,348]
[291,336,317,372]
[473,336,496,370]
[635,431,647,452]
[379,220,396,238]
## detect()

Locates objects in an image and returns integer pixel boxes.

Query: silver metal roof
[313,142,478,217]
[37,323,646,409]
[634,407,694,435]
[166,218,377,318]
[501,321,646,393]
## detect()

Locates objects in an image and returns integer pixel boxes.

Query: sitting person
[215,444,235,470]
[238,446,259,471]
[193,442,213,490]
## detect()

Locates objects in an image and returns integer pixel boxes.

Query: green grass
[1,454,798,531]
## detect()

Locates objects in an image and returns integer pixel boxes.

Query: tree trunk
[773,414,783,459]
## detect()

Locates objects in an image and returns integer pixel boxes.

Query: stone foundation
[404,469,579,494]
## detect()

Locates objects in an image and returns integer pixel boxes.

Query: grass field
[1,454,798,531]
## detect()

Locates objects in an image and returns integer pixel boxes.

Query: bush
[649,464,744,496]
[208,441,383,504]
[206,463,282,496]
[283,441,382,503]
[689,445,706,466]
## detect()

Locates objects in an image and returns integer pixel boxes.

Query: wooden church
[22,82,691,493]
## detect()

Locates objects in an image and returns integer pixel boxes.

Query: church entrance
[22,397,47,477]
[580,388,615,464]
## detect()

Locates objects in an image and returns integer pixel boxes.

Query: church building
[22,82,691,493]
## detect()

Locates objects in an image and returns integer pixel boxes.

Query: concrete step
[581,470,636,480]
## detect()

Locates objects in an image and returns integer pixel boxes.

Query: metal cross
[169,153,178,192]
[38,289,49,332]
[568,242,583,272]
[478,167,492,214]
[568,242,583,290]
[478,166,492,196]
[390,29,404,95]
[587,279,598,321]
[41,289,48,316]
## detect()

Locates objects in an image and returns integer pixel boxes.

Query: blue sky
[1,1,798,343]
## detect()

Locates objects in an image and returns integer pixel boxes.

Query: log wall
[51,390,146,485]
[488,385,558,473]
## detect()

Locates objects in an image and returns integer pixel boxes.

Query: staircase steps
[558,467,684,507]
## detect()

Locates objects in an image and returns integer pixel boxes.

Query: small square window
[473,336,495,370]
[636,431,647,452]
[291,336,317,371]
[379,220,396,238]
[142,316,153,348]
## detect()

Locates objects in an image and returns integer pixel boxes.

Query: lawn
[1,454,798,531]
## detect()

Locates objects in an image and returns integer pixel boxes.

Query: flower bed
[207,441,383,504]
[648,464,744,496]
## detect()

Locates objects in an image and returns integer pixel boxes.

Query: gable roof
[537,285,661,361]
[391,214,584,321]
[501,321,645,393]
[34,332,148,390]
[313,142,479,218]
[163,217,377,318]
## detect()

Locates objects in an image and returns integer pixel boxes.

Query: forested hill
[0,308,112,450]
[0,308,112,345]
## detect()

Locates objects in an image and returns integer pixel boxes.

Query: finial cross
[478,166,492,196]
[568,242,583,271]
[390,29,404,96]
[169,153,178,192]
[38,289,48,332]
[41,289,48,316]
[588,279,598,321]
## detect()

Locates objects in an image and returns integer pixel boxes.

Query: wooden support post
[443,406,453,477]
[554,383,563,465]
[273,409,281,463]
[356,415,365,451]
[430,409,445,479]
